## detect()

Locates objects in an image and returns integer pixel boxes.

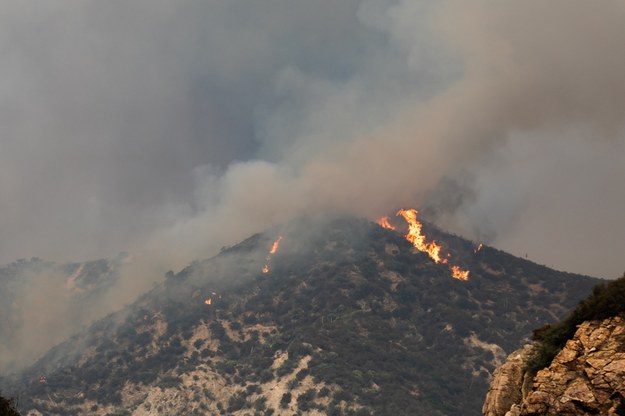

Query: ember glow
[377,216,396,230]
[451,265,470,281]
[396,209,446,264]
[204,298,212,305]
[262,236,283,274]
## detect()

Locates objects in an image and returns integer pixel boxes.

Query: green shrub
[526,273,625,373]
[227,393,248,412]
[276,358,297,377]
[158,375,181,389]
[280,392,291,408]
[297,388,317,411]
[253,396,267,411]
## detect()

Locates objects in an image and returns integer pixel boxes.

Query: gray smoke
[151,0,625,278]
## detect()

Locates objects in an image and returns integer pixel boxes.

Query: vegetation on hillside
[526,273,625,373]
[2,216,600,415]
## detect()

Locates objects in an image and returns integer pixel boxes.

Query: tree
[0,394,21,416]
[280,392,291,408]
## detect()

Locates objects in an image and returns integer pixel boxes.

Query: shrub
[276,358,297,377]
[227,393,248,412]
[259,369,274,383]
[297,388,317,411]
[526,273,625,373]
[158,375,181,389]
[319,387,331,397]
[280,392,291,408]
[253,396,267,411]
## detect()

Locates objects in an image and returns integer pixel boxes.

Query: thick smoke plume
[1,0,625,370]
[151,0,625,278]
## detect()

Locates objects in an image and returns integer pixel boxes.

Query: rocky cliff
[484,314,625,416]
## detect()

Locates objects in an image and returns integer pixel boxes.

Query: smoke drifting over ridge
[1,0,625,281]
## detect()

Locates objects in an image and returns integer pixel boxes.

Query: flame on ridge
[269,236,283,254]
[204,298,212,305]
[378,208,470,280]
[262,236,283,274]
[377,216,396,230]
[396,209,446,264]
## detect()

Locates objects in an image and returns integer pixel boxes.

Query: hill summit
[3,214,600,415]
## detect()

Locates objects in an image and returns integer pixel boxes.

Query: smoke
[0,264,76,372]
[152,0,625,278]
[0,255,172,372]
[1,0,625,369]
[417,0,625,276]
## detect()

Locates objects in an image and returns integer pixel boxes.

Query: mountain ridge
[1,214,602,415]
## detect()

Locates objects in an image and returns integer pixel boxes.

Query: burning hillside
[3,215,601,416]
[378,209,470,280]
[262,236,283,274]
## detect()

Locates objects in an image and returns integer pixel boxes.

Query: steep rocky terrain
[1,215,600,416]
[484,316,625,416]
[484,276,625,416]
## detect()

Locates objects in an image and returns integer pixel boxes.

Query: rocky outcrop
[482,345,533,416]
[483,315,625,416]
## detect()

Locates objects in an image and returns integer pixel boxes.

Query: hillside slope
[3,215,600,416]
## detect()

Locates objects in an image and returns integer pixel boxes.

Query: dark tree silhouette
[0,394,21,416]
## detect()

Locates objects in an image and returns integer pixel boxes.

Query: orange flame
[392,208,469,280]
[451,266,469,280]
[377,216,396,230]
[396,209,447,264]
[262,236,283,274]
[269,236,283,254]
[204,298,212,305]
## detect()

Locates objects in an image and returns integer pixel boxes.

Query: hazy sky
[1,0,624,278]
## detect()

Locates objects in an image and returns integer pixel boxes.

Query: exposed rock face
[484,315,625,416]
[482,345,533,416]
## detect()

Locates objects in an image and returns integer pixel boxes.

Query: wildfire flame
[380,208,470,281]
[262,236,283,273]
[475,243,483,253]
[204,298,212,305]
[451,265,470,281]
[377,216,396,230]
[396,209,447,264]
[269,236,283,254]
